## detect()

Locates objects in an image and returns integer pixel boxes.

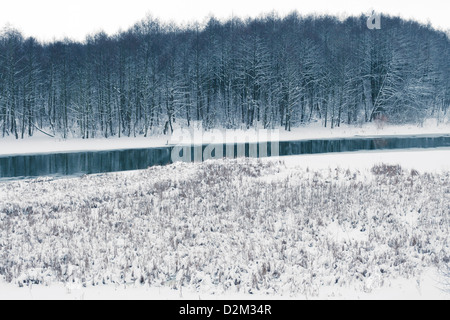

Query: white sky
[1,0,449,42]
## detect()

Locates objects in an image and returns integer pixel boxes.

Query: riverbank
[0,121,449,157]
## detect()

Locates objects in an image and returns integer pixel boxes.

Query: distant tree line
[0,13,449,139]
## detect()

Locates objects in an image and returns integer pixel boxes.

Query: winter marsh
[0,158,448,298]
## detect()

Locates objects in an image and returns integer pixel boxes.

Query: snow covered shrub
[371,164,403,177]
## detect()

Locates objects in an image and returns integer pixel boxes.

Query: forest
[0,13,449,139]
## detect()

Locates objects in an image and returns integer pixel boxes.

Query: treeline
[0,13,449,139]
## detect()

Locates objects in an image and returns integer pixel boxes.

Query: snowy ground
[0,268,446,300]
[0,154,448,300]
[0,121,449,156]
[278,148,450,173]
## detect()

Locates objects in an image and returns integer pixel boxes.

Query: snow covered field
[279,148,450,173]
[0,155,448,300]
[0,121,449,156]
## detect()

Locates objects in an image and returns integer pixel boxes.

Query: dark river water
[0,134,449,180]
